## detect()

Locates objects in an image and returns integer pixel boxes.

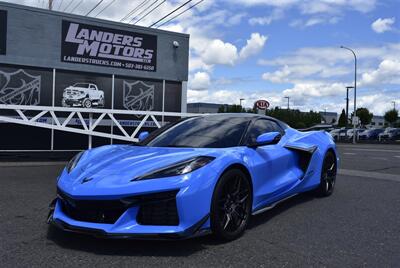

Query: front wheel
[82,98,92,108]
[315,151,337,197]
[210,169,252,241]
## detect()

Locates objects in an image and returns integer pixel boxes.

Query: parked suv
[62,83,104,108]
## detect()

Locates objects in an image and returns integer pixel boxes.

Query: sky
[4,0,400,115]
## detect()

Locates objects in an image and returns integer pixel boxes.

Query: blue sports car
[48,114,338,241]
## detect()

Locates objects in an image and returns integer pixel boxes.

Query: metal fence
[0,104,200,150]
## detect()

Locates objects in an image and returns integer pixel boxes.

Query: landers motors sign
[0,10,6,55]
[61,20,157,72]
[255,100,270,110]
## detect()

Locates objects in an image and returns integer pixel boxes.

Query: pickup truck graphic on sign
[62,83,104,108]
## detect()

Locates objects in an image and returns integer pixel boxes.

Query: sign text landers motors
[61,21,157,72]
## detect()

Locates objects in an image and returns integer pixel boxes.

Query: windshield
[73,83,90,88]
[142,116,250,148]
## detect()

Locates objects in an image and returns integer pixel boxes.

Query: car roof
[197,113,289,129]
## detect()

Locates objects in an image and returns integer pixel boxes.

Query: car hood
[58,145,219,196]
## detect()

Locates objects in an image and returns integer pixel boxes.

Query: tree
[338,109,347,127]
[355,107,373,126]
[265,107,321,129]
[217,105,225,113]
[384,109,398,126]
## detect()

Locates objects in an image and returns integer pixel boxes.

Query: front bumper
[49,210,210,240]
[62,98,83,106]
[49,171,217,239]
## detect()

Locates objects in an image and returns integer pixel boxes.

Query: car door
[89,84,98,99]
[246,119,301,205]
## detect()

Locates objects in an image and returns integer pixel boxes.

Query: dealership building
[0,2,189,150]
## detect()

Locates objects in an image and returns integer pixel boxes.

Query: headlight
[66,152,84,173]
[133,156,215,181]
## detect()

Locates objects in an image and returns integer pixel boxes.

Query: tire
[315,151,337,197]
[210,169,252,241]
[82,98,92,108]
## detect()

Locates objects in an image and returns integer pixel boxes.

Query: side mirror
[138,131,149,142]
[250,132,281,148]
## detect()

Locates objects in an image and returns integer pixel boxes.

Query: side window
[246,120,283,144]
[89,85,96,90]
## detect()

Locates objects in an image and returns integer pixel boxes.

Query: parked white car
[62,83,104,108]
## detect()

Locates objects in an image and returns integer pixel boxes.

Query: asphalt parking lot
[1,144,399,267]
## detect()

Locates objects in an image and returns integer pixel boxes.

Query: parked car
[62,83,104,108]
[330,128,351,141]
[379,128,400,141]
[358,128,384,140]
[346,128,365,141]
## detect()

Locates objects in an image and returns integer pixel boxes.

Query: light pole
[240,98,245,107]
[341,46,357,144]
[284,96,290,110]
[345,86,354,127]
[392,101,396,110]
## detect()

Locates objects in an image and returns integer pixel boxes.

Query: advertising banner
[0,10,7,55]
[61,20,157,72]
[0,64,53,107]
[54,70,112,109]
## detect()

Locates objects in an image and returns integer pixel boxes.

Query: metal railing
[0,104,200,149]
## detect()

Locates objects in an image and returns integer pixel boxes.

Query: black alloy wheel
[316,151,337,197]
[210,169,252,241]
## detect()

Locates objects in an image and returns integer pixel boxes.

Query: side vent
[284,145,317,175]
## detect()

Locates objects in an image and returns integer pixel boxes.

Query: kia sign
[61,21,157,72]
[0,10,6,55]
[255,100,270,110]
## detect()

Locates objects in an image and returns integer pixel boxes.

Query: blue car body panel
[52,122,338,239]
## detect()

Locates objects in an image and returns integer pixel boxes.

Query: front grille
[58,189,179,225]
[136,191,179,226]
[58,190,127,224]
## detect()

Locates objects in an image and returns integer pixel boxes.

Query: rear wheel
[315,151,337,197]
[210,169,252,241]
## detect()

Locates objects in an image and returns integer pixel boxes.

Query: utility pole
[346,86,354,127]
[284,96,290,110]
[48,0,54,10]
[392,101,396,110]
[341,46,357,144]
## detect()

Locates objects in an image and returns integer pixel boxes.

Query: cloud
[248,9,284,26]
[361,59,400,86]
[230,0,377,13]
[201,39,238,66]
[187,88,284,108]
[189,72,211,90]
[259,43,400,83]
[371,17,396,33]
[290,16,341,28]
[239,33,268,59]
[196,33,267,67]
